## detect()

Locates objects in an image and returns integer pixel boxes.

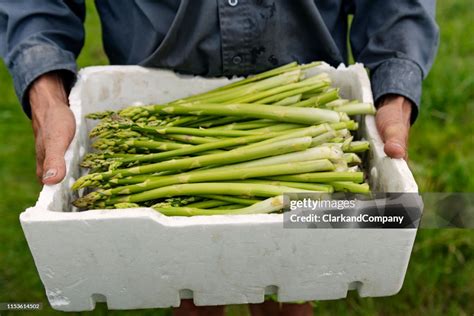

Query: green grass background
[0,1,472,315]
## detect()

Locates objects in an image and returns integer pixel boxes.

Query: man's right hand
[29,72,75,185]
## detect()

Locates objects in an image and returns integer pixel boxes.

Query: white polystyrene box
[20,63,420,311]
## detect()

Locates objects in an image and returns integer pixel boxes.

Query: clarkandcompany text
[289,213,405,225]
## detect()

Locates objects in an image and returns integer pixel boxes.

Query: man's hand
[29,72,75,184]
[375,94,412,160]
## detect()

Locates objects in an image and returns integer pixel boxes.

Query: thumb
[41,113,75,185]
[42,146,67,185]
[382,123,408,159]
[376,95,412,160]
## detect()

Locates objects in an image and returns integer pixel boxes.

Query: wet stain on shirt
[257,1,276,19]
[250,46,266,64]
[268,54,278,65]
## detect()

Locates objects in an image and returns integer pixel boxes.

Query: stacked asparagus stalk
[72,61,375,216]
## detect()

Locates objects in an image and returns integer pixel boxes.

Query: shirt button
[228,0,238,7]
[232,55,242,64]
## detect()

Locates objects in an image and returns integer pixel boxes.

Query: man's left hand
[375,94,413,160]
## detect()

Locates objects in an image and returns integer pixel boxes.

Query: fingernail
[386,141,406,158]
[392,143,405,151]
[43,169,57,180]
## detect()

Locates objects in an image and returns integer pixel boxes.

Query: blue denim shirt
[0,0,439,121]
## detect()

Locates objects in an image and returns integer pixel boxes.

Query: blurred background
[0,1,472,315]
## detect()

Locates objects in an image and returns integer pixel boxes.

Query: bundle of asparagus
[72,61,375,216]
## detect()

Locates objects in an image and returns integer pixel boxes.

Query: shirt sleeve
[0,0,85,117]
[349,0,439,123]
